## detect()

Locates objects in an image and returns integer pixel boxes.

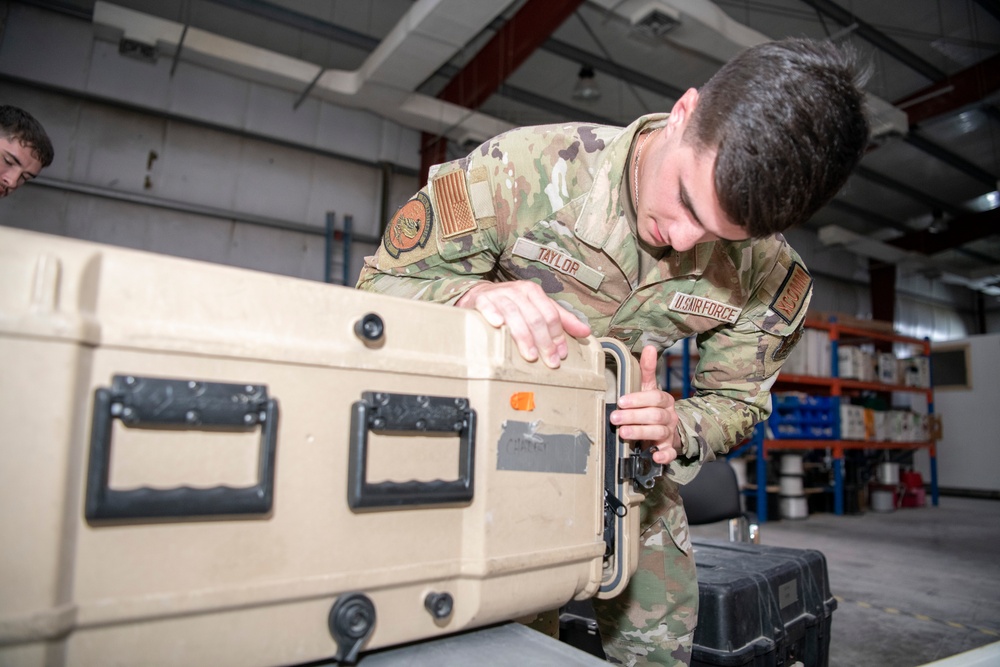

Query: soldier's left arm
[668,258,813,484]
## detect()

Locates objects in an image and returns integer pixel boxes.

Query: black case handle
[348,392,475,510]
[85,375,279,522]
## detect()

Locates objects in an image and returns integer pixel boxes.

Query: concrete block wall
[1,3,420,284]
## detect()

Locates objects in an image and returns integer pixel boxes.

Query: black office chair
[679,458,759,543]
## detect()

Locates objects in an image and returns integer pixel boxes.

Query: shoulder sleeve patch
[770,262,812,324]
[431,169,478,239]
[382,191,434,265]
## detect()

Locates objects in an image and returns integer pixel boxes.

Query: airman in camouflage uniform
[357,39,869,666]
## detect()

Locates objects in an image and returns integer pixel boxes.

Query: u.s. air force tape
[668,292,741,324]
[511,237,605,290]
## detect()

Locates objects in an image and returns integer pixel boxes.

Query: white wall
[913,334,1000,493]
[1,4,420,285]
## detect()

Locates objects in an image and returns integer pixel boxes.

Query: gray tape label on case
[496,421,592,474]
[779,579,798,609]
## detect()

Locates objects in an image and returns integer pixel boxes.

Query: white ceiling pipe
[93,1,515,144]
[359,0,511,91]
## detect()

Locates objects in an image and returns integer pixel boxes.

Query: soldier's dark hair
[684,39,870,238]
[0,105,55,167]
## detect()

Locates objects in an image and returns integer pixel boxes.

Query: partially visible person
[0,105,54,198]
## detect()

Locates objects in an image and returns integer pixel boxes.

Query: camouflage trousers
[592,479,698,667]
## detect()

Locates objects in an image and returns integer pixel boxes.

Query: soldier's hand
[455,280,592,369]
[610,345,681,465]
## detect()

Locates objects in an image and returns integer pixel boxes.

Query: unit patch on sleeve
[384,192,433,259]
[770,262,813,324]
[668,292,741,324]
[772,322,805,362]
[432,169,478,239]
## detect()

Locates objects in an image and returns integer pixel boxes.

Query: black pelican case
[691,539,836,667]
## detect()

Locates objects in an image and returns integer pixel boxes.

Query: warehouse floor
[690,495,1000,667]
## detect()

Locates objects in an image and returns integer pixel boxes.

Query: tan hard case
[0,227,648,666]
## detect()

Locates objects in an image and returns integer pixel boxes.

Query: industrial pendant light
[572,65,601,101]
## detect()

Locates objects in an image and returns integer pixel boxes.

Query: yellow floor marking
[841,598,1000,636]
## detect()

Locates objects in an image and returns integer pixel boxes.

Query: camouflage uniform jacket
[358,112,812,493]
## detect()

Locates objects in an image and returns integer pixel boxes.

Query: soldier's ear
[666,88,699,135]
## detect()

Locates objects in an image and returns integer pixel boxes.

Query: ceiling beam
[420,0,583,184]
[542,38,686,102]
[822,199,999,266]
[432,39,685,117]
[972,0,1000,23]
[894,51,1000,127]
[205,0,380,52]
[496,84,618,125]
[854,166,965,218]
[436,0,584,108]
[823,198,914,235]
[886,207,1000,255]
[883,52,1000,198]
[797,0,947,82]
[904,132,998,189]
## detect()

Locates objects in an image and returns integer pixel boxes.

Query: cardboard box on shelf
[877,353,899,385]
[807,329,832,377]
[887,410,919,442]
[839,404,867,440]
[873,410,890,441]
[838,346,875,382]
[862,408,877,440]
[899,357,931,388]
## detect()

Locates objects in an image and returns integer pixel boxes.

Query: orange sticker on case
[510,392,536,411]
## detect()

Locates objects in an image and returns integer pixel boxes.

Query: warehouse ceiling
[19,0,1000,295]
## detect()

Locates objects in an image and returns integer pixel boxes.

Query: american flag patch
[432,170,478,238]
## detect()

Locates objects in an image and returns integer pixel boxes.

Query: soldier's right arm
[357,157,504,304]
[357,157,590,368]
[356,183,498,305]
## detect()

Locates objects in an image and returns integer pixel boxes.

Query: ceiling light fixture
[629,6,682,41]
[927,209,948,234]
[572,65,601,102]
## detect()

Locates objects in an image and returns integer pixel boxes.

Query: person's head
[633,39,870,251]
[684,38,871,238]
[0,105,54,198]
